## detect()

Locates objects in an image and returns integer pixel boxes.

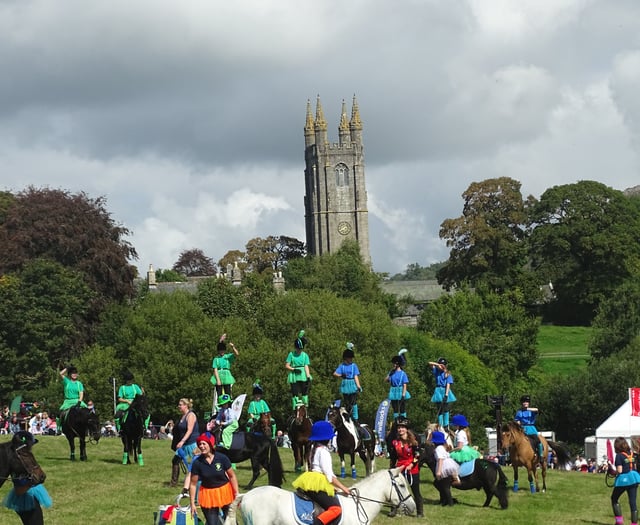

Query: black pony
[0,432,47,525]
[420,442,509,509]
[326,405,376,478]
[214,432,284,488]
[61,405,101,461]
[121,394,149,466]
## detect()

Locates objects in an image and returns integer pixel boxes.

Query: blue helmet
[309,421,335,442]
[430,431,446,445]
[451,414,469,428]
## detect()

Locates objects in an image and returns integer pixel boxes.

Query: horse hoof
[70,455,75,461]
[80,456,87,462]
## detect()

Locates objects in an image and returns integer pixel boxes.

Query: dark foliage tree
[218,250,247,274]
[172,248,217,277]
[589,279,640,360]
[418,284,539,392]
[528,181,640,325]
[437,178,532,294]
[0,187,138,309]
[155,268,187,282]
[0,259,93,399]
[389,262,446,281]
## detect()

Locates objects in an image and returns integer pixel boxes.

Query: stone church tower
[303,96,371,265]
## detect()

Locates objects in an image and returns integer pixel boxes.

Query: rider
[449,414,481,463]
[285,330,312,410]
[428,357,456,430]
[212,394,239,450]
[58,365,87,420]
[292,420,351,525]
[515,395,544,461]
[211,334,239,398]
[114,370,145,433]
[246,380,276,436]
[333,343,362,423]
[386,354,410,421]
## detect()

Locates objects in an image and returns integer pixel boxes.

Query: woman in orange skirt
[189,433,239,525]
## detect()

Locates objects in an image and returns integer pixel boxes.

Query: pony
[326,405,375,478]
[420,442,509,509]
[288,403,312,472]
[424,422,455,449]
[215,432,284,488]
[501,421,572,493]
[223,467,416,525]
[61,405,101,461]
[0,432,48,525]
[250,412,273,439]
[120,394,149,466]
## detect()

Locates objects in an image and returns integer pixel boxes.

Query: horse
[250,412,273,439]
[120,394,149,466]
[288,403,312,472]
[501,421,572,493]
[215,431,284,489]
[424,422,455,448]
[61,405,101,461]
[0,432,48,524]
[223,467,416,525]
[326,405,375,478]
[420,442,509,508]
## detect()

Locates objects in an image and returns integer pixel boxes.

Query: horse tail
[268,440,285,487]
[223,493,243,525]
[548,440,573,470]
[494,463,509,509]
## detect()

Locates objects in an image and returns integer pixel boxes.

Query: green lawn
[0,434,617,524]
[536,325,591,376]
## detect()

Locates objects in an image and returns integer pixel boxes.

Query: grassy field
[536,325,591,376]
[0,434,618,524]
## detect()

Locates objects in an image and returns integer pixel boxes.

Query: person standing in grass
[611,436,640,525]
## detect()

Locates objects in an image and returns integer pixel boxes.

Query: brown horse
[501,421,571,493]
[250,412,273,439]
[288,403,312,472]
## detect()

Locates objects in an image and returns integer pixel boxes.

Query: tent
[589,399,640,462]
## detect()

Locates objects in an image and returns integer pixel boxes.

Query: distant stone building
[303,96,371,265]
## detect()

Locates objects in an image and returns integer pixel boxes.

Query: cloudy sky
[1,1,639,276]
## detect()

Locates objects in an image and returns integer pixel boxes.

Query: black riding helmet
[343,348,355,359]
[520,395,531,404]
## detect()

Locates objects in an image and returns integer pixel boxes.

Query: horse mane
[502,421,524,435]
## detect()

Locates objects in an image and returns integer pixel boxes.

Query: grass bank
[536,325,591,376]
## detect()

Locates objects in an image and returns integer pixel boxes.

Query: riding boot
[292,396,300,410]
[170,459,180,487]
[415,491,424,518]
[302,395,309,407]
[437,413,444,428]
[443,412,450,428]
[393,412,399,421]
[631,510,638,525]
[351,404,359,421]
[613,502,623,525]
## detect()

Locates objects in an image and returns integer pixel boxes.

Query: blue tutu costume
[3,484,52,513]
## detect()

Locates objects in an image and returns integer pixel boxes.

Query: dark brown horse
[288,403,312,472]
[121,394,149,466]
[250,412,273,439]
[61,405,101,461]
[501,421,571,493]
[326,405,375,479]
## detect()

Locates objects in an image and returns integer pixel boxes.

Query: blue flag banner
[375,399,390,442]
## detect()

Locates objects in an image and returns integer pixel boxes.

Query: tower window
[335,164,349,187]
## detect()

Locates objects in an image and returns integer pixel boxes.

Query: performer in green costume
[210,334,239,397]
[114,370,148,432]
[59,365,87,418]
[285,330,311,410]
[246,381,276,436]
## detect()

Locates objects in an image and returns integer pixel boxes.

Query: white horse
[223,467,416,525]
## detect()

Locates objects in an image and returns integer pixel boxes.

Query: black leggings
[202,505,230,525]
[612,485,638,513]
[17,502,43,525]
[290,381,310,397]
[404,470,423,516]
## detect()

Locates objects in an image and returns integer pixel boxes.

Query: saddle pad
[291,493,343,525]
[230,432,246,450]
[459,460,475,477]
[292,493,315,525]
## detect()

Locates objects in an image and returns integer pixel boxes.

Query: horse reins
[346,471,414,524]
[0,445,43,484]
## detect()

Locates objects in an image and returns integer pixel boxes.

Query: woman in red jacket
[388,418,423,518]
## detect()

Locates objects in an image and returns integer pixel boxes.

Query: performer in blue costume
[429,357,457,430]
[514,395,543,460]
[333,342,362,423]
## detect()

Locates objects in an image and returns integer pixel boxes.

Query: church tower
[303,96,371,265]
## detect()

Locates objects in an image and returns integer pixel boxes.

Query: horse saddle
[357,424,372,441]
[458,460,476,478]
[216,432,246,452]
[291,492,343,525]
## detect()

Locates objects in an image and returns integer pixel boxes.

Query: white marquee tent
[588,399,640,461]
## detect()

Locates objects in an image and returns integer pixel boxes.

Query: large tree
[437,177,533,296]
[0,187,138,309]
[172,248,217,276]
[528,181,640,325]
[245,235,306,274]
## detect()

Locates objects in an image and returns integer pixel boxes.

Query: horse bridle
[347,470,414,524]
[2,444,45,485]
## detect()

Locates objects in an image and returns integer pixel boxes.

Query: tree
[245,236,306,274]
[589,279,640,360]
[0,259,93,399]
[218,250,247,274]
[172,248,217,276]
[417,284,539,392]
[0,187,138,309]
[528,181,640,325]
[437,178,531,293]
[389,262,446,281]
[155,268,187,282]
